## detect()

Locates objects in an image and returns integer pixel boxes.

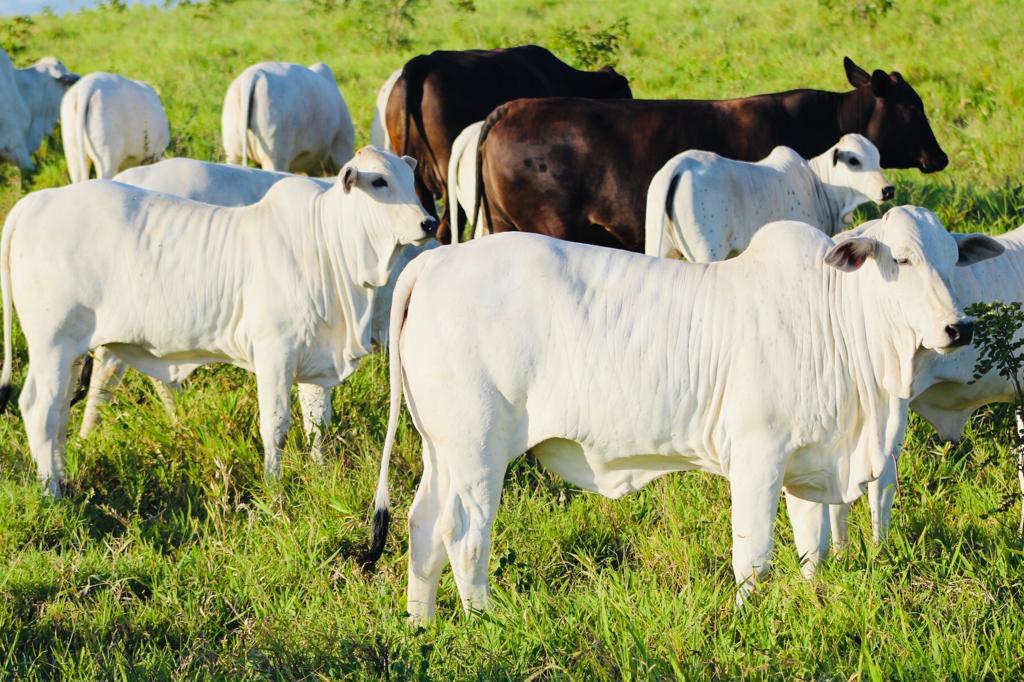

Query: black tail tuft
[0,383,10,412]
[359,507,391,571]
[69,353,94,407]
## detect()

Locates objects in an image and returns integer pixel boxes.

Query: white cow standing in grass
[361,206,1002,622]
[644,134,895,261]
[0,147,437,498]
[78,158,437,456]
[60,72,170,183]
[0,49,78,171]
[446,121,483,243]
[370,68,402,151]
[827,224,1024,547]
[222,61,355,174]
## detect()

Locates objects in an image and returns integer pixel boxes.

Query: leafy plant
[0,16,35,57]
[555,17,630,70]
[967,300,1024,534]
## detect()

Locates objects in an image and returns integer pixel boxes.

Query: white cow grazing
[370,68,402,150]
[60,72,170,183]
[827,225,1024,548]
[14,56,79,159]
[362,206,1002,622]
[446,121,483,243]
[80,158,437,453]
[644,134,894,261]
[0,147,437,498]
[222,61,355,174]
[0,48,33,171]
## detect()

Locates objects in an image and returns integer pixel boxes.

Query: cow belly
[105,343,228,384]
[531,437,702,499]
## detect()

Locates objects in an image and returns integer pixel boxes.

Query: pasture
[1,0,1023,677]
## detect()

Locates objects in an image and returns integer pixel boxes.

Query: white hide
[370,68,402,151]
[446,120,483,244]
[0,147,433,498]
[81,158,437,446]
[828,225,1024,549]
[644,134,893,261]
[60,72,170,183]
[368,205,1000,622]
[222,61,355,174]
[0,48,34,171]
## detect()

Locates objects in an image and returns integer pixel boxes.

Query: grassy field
[1,0,1023,677]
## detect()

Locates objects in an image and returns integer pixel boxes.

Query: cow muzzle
[919,151,949,174]
[420,217,438,236]
[944,320,974,348]
[881,185,895,201]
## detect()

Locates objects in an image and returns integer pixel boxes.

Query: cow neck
[310,190,374,373]
[835,88,874,138]
[805,151,844,236]
[824,263,917,498]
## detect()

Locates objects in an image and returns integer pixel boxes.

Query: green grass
[1,0,1023,677]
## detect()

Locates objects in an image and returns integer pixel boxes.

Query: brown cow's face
[844,58,949,174]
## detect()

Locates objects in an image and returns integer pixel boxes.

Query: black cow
[385,45,631,243]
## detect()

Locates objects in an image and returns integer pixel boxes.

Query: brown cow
[385,45,632,243]
[473,57,949,250]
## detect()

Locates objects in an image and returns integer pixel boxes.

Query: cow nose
[945,321,974,347]
[881,185,895,201]
[421,217,438,234]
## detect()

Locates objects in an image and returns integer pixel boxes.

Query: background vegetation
[0,0,1022,677]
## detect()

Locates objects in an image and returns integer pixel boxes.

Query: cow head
[335,146,437,287]
[842,57,948,174]
[594,66,633,98]
[33,57,79,87]
[308,62,336,85]
[816,134,893,225]
[826,206,1002,361]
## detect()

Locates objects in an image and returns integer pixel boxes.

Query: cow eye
[896,258,911,266]
[849,158,861,167]
[372,177,388,188]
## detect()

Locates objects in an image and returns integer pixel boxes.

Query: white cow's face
[825,205,1003,352]
[827,134,893,215]
[336,146,437,286]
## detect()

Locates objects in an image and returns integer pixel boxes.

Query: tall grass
[0,0,1022,677]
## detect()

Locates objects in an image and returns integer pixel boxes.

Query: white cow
[446,121,483,243]
[0,48,33,171]
[361,205,1002,622]
[0,147,437,498]
[60,72,170,183]
[644,134,894,261]
[370,68,402,151]
[828,225,1024,548]
[0,50,79,171]
[222,61,355,174]
[79,158,438,452]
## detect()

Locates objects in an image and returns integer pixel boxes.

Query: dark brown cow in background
[385,44,632,243]
[473,57,949,250]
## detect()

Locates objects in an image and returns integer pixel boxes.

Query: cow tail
[472,105,505,238]
[446,125,476,244]
[643,158,682,257]
[70,87,94,183]
[0,203,20,411]
[360,254,425,569]
[238,70,257,168]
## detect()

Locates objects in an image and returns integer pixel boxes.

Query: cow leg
[868,471,898,544]
[784,492,830,579]
[297,383,333,464]
[829,503,851,552]
[152,379,180,419]
[254,354,294,479]
[407,438,451,624]
[20,346,78,498]
[440,458,506,615]
[729,459,784,606]
[79,346,127,437]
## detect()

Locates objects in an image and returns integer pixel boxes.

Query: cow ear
[953,233,1004,266]
[825,237,878,272]
[401,155,417,171]
[870,70,889,98]
[833,148,841,166]
[342,167,359,193]
[844,56,871,88]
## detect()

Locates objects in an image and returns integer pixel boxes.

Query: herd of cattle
[0,43,1021,623]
